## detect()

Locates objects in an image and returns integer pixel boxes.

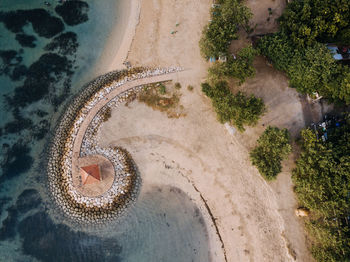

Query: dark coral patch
[18,212,122,262]
[10,53,73,107]
[55,1,89,26]
[4,112,33,134]
[33,119,50,140]
[0,197,11,217]
[16,189,42,214]
[1,140,33,181]
[3,108,33,135]
[34,109,49,118]
[0,50,19,65]
[0,206,18,240]
[44,32,78,56]
[15,33,37,48]
[3,118,33,134]
[0,49,27,81]
[11,64,27,81]
[0,9,64,38]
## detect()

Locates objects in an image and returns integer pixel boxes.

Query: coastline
[78,0,309,260]
[93,0,141,76]
[86,0,226,259]
[97,0,305,261]
[95,0,227,260]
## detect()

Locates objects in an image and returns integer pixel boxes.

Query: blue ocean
[0,1,210,261]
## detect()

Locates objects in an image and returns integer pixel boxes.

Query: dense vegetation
[257,0,350,104]
[199,0,252,58]
[278,0,350,47]
[200,0,264,131]
[258,34,350,103]
[293,116,350,261]
[202,81,265,131]
[207,46,257,85]
[250,126,291,180]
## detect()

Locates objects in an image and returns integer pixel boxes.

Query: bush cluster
[199,0,264,131]
[250,126,291,180]
[208,46,257,85]
[202,81,265,131]
[199,0,252,58]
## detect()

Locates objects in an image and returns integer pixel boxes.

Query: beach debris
[123,61,131,69]
[224,123,236,135]
[209,56,216,62]
[295,207,310,217]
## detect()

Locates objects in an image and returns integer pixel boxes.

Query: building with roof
[80,164,101,185]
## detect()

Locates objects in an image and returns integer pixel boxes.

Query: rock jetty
[47,67,182,224]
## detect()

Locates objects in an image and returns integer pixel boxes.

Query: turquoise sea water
[0,1,210,261]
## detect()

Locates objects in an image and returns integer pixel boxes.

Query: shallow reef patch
[44,32,79,56]
[0,9,64,38]
[15,33,37,48]
[16,189,42,214]
[18,211,122,262]
[55,1,89,26]
[10,52,73,107]
[1,140,33,182]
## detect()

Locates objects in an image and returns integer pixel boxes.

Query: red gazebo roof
[80,164,101,185]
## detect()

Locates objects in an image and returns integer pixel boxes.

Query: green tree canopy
[199,0,252,58]
[293,116,350,261]
[208,45,257,85]
[279,0,350,47]
[257,32,350,104]
[250,126,291,180]
[202,81,265,131]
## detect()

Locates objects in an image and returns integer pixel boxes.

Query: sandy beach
[94,0,141,75]
[94,0,311,261]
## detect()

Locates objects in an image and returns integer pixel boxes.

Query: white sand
[94,0,141,75]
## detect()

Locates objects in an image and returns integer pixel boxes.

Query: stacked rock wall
[47,67,181,224]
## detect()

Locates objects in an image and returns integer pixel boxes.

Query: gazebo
[80,164,101,185]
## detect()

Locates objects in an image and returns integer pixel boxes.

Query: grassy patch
[102,107,112,122]
[158,84,166,95]
[137,83,186,118]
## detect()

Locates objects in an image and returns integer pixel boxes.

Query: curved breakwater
[47,67,181,224]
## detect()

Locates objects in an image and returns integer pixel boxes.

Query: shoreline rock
[47,67,182,224]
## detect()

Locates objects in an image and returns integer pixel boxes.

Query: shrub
[202,81,265,131]
[250,126,291,180]
[138,87,179,111]
[187,85,194,91]
[174,82,181,89]
[102,107,112,122]
[158,84,166,95]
